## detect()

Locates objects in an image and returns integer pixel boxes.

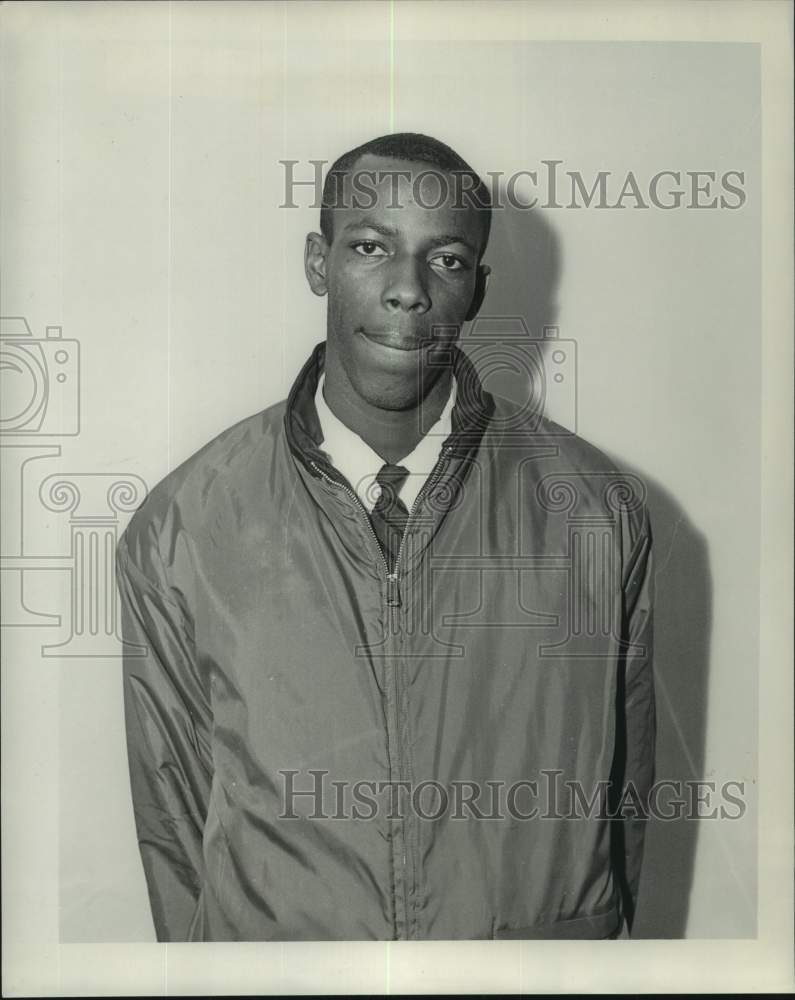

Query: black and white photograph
[2,1,792,995]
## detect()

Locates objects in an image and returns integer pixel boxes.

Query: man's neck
[321,361,453,466]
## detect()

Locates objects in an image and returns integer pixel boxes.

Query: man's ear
[304,231,330,297]
[465,263,491,321]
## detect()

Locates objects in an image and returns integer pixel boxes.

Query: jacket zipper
[389,443,454,938]
[308,444,455,938]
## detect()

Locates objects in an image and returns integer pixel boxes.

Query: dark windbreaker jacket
[116,341,655,942]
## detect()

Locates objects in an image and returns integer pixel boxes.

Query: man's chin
[354,366,445,411]
[354,376,425,411]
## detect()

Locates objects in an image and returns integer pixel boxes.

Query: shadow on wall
[465,197,713,939]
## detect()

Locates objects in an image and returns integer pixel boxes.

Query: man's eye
[352,241,387,257]
[432,253,467,271]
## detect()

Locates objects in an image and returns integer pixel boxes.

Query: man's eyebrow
[340,219,399,237]
[341,219,478,255]
[426,234,478,254]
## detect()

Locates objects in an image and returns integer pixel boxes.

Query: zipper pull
[386,573,401,607]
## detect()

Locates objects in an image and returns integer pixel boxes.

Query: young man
[116,133,655,942]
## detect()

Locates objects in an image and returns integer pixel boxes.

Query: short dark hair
[320,132,492,257]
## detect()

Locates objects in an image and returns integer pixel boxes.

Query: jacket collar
[284,340,496,478]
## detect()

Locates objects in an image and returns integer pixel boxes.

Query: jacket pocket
[494,902,621,940]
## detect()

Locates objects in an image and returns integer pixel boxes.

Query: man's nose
[381,255,431,313]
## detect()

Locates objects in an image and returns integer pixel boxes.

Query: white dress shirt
[315,372,457,515]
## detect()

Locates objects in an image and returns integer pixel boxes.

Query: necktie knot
[374,463,410,513]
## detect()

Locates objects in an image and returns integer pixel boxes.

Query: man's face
[305,154,489,410]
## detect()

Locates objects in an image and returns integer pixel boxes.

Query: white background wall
[2,3,762,944]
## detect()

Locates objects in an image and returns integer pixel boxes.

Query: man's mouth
[358,327,452,352]
[358,327,426,352]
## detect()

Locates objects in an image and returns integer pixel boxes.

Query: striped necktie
[370,463,410,574]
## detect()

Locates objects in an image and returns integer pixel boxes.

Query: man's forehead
[344,153,459,201]
[332,153,485,241]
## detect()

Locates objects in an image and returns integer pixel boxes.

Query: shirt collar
[315,373,457,514]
